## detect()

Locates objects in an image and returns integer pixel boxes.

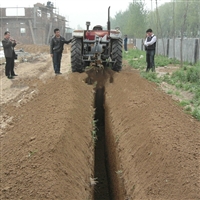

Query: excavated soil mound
[105,70,200,200]
[1,73,95,199]
[1,56,200,200]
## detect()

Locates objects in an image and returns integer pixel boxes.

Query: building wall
[0,3,67,45]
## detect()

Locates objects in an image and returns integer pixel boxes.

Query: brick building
[0,1,68,44]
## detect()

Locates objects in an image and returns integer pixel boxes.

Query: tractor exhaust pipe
[86,21,91,31]
[107,6,111,37]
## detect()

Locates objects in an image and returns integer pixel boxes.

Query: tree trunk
[180,0,189,67]
[155,0,165,56]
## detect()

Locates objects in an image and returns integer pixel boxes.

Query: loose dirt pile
[1,45,200,200]
[1,74,95,200]
[105,71,200,199]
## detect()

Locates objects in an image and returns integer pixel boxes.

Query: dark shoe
[55,72,62,75]
[7,76,14,79]
[12,74,18,76]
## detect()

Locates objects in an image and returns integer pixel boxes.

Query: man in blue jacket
[2,31,17,79]
[50,28,72,75]
[144,29,157,72]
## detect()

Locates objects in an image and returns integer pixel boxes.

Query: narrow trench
[93,87,111,200]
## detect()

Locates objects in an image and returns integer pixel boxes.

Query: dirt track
[1,45,200,200]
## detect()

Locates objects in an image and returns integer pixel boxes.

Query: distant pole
[0,5,2,40]
[155,0,165,55]
[172,0,175,60]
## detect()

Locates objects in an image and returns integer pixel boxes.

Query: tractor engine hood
[73,29,121,39]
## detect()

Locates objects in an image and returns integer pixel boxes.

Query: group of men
[2,28,157,79]
[2,28,72,79]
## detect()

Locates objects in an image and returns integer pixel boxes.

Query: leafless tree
[155,0,165,55]
[180,0,189,67]
[172,0,176,60]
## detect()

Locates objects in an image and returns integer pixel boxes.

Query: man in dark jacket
[144,29,157,72]
[2,31,17,79]
[50,28,72,75]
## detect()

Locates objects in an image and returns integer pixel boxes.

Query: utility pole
[172,0,175,60]
[180,0,189,67]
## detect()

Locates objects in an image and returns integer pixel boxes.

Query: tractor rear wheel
[111,38,123,72]
[71,37,84,72]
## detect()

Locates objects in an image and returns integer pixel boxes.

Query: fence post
[194,39,199,64]
[141,39,144,51]
[166,39,169,57]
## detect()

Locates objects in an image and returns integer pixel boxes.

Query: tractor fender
[110,32,122,39]
[72,30,84,38]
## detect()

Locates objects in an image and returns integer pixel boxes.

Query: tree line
[111,0,200,39]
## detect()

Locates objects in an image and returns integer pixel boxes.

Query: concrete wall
[156,38,168,56]
[135,38,200,64]
[0,4,66,45]
[135,39,144,51]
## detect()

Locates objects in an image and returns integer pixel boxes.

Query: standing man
[144,29,157,72]
[2,31,17,79]
[124,35,128,52]
[50,28,72,75]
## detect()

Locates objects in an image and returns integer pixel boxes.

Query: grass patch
[179,100,190,107]
[92,119,98,143]
[192,108,200,121]
[185,106,192,112]
[124,49,200,120]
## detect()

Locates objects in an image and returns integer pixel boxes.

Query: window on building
[37,10,42,17]
[6,8,25,16]
[20,28,26,34]
[47,13,51,19]
[54,15,57,21]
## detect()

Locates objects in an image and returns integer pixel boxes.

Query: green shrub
[186,67,200,83]
[179,100,190,107]
[141,71,160,83]
[185,106,192,112]
[123,49,200,120]
[192,108,200,121]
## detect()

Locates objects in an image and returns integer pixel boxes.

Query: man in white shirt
[144,29,157,72]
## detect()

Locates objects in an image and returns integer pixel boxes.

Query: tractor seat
[93,25,103,31]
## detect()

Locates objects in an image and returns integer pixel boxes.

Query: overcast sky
[0,0,168,29]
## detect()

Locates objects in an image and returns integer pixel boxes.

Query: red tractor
[71,7,122,72]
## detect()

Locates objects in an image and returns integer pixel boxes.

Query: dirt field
[1,44,200,200]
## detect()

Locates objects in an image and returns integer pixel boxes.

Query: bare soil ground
[0,44,200,200]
